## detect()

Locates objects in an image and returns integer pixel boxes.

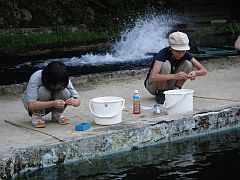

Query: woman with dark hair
[22,61,80,128]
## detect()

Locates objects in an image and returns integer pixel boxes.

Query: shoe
[52,113,69,125]
[173,85,182,90]
[155,90,165,104]
[32,118,45,128]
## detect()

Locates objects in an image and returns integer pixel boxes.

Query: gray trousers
[145,60,193,95]
[27,86,70,116]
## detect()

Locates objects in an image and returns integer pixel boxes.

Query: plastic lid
[75,123,91,131]
[134,90,139,94]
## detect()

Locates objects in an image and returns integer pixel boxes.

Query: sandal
[52,113,69,125]
[32,118,45,128]
[58,117,69,125]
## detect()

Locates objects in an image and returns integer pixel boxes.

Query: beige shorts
[145,60,193,95]
[23,86,70,116]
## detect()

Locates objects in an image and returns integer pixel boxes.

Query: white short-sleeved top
[22,70,79,104]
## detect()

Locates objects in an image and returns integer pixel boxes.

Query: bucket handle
[89,99,125,118]
[163,94,185,109]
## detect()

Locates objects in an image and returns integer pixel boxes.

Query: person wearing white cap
[144,31,207,104]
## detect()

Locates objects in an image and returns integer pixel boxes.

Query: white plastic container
[89,96,125,125]
[163,89,194,115]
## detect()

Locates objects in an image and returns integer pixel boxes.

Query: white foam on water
[16,13,181,69]
[111,14,176,60]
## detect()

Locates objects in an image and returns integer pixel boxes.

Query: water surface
[15,127,240,180]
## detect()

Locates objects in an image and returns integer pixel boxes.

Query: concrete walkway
[0,56,240,179]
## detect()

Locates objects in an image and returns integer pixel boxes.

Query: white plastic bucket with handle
[89,96,125,125]
[163,89,194,115]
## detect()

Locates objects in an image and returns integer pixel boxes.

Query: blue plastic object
[75,123,91,131]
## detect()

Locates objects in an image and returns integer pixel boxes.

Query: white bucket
[89,96,125,125]
[163,89,194,115]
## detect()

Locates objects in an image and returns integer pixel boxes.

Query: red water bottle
[133,90,141,114]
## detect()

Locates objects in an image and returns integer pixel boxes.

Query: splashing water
[17,13,180,69]
[67,14,179,65]
[112,14,178,60]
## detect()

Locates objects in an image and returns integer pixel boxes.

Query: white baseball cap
[168,31,190,51]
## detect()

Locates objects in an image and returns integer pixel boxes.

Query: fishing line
[194,95,239,102]
[4,120,92,164]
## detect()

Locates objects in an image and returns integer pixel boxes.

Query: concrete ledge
[0,55,239,96]
[0,69,148,96]
[1,105,239,179]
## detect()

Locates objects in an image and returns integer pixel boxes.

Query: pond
[0,14,238,85]
[15,127,240,179]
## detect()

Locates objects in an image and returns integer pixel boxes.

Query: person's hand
[53,100,66,108]
[188,71,197,80]
[174,71,188,80]
[65,97,77,106]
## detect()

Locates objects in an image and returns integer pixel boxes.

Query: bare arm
[151,60,189,82]
[29,97,81,110]
[188,58,208,80]
[28,100,66,110]
[234,35,240,50]
[65,97,81,107]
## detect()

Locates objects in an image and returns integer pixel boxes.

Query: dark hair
[42,61,69,90]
